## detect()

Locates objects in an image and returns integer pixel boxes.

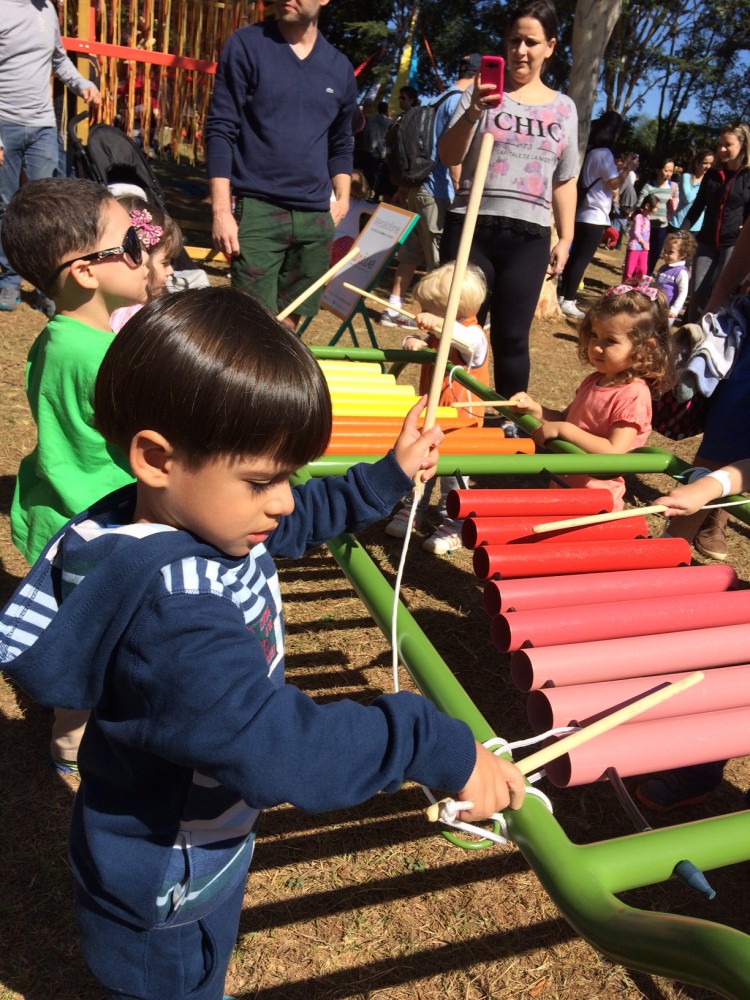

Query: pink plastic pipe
[446,488,613,521]
[462,515,648,550]
[491,589,750,653]
[510,621,750,691]
[473,537,691,581]
[483,564,738,616]
[527,664,750,732]
[542,706,750,787]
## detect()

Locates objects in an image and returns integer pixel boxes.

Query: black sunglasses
[49,226,144,284]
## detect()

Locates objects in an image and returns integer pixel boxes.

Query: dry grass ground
[1,232,749,1000]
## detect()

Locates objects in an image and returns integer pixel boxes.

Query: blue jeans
[0,122,58,290]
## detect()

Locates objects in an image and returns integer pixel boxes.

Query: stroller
[67,111,206,282]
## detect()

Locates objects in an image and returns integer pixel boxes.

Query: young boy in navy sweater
[0,287,525,1000]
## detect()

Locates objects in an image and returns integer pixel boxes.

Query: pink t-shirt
[110,303,143,333]
[560,372,652,509]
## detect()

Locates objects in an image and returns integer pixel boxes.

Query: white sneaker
[561,299,585,320]
[380,309,416,329]
[385,507,424,537]
[422,523,463,554]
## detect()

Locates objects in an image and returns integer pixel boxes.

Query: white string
[390,488,420,694]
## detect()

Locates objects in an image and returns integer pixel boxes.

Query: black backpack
[385,89,459,187]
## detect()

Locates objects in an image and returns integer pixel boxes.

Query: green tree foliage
[601,0,750,157]
[321,0,575,101]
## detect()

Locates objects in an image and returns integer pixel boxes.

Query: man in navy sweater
[206,0,357,328]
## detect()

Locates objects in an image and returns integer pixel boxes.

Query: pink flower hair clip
[130,209,164,249]
[606,278,658,301]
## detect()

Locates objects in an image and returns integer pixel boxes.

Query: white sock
[388,295,402,309]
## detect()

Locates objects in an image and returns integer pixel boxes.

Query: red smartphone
[479,55,505,97]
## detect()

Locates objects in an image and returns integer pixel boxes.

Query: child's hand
[393,395,443,482]
[415,311,443,334]
[506,391,542,420]
[403,335,426,352]
[531,420,564,447]
[456,742,526,820]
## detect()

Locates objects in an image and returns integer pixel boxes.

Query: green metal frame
[293,346,750,996]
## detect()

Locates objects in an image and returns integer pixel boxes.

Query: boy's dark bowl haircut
[95,287,332,468]
[1,177,114,296]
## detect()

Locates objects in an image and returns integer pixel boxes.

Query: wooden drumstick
[424,670,704,822]
[531,505,669,533]
[423,131,495,432]
[342,283,418,320]
[277,245,361,321]
[516,670,703,775]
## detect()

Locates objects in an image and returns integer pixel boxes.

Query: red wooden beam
[62,37,217,75]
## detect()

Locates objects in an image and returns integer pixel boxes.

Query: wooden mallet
[425,670,704,821]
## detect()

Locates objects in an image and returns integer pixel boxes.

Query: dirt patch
[1,232,748,1000]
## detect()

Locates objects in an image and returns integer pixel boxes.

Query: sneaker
[694,507,728,561]
[0,287,20,311]
[32,290,56,318]
[380,308,416,329]
[499,419,522,439]
[635,767,720,813]
[560,299,585,320]
[422,523,462,554]
[50,754,80,775]
[385,507,423,538]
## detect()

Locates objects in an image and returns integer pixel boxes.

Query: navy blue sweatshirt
[205,21,356,211]
[0,455,475,930]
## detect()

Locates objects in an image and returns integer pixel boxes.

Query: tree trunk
[567,0,623,160]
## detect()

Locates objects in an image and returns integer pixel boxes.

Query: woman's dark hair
[95,287,332,469]
[587,111,623,151]
[691,148,714,173]
[505,0,559,42]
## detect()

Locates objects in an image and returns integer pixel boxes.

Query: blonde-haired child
[385,262,489,553]
[655,228,697,322]
[110,197,184,331]
[509,284,675,509]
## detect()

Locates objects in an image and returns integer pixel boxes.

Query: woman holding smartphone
[438,0,578,405]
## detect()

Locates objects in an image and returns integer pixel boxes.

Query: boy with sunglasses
[1,177,150,771]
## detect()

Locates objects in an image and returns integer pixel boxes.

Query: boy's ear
[67,257,100,292]
[129,430,175,487]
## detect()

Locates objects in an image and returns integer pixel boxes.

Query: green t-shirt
[11,314,134,563]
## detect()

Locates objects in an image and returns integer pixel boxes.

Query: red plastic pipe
[527,664,750,733]
[491,589,750,653]
[446,488,614,521]
[483,564,738,616]
[510,621,750,691]
[542,706,750,787]
[462,515,648,549]
[473,537,691,581]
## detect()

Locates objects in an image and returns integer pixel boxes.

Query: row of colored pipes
[299,346,750,998]
[455,486,750,789]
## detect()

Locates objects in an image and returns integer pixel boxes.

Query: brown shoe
[694,507,729,561]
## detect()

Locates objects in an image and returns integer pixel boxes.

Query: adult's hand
[548,239,569,276]
[0,147,4,168]
[82,86,101,106]
[212,211,240,258]
[329,196,349,228]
